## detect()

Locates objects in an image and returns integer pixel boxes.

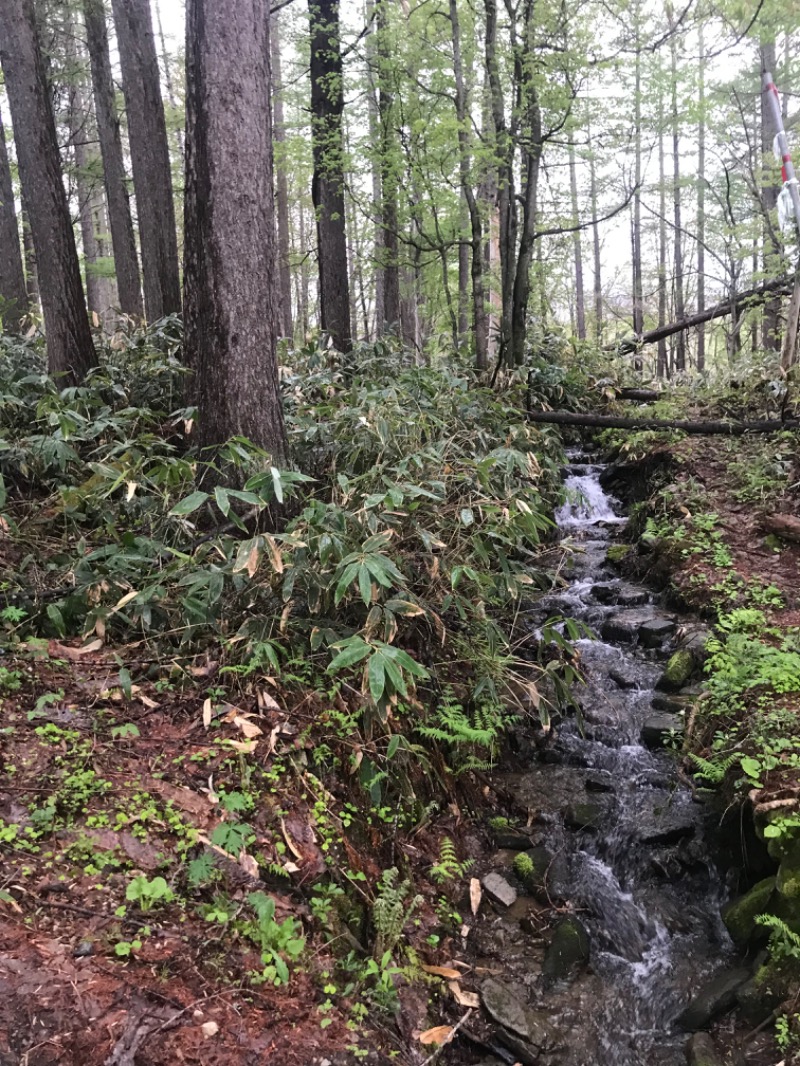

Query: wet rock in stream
[481,978,563,1065]
[542,917,590,981]
[676,967,750,1030]
[482,872,518,908]
[641,713,684,748]
[685,1032,724,1066]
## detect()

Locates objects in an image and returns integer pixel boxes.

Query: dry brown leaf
[257,689,281,712]
[265,534,284,573]
[470,877,482,915]
[280,818,305,861]
[50,638,104,661]
[421,965,462,980]
[202,698,213,729]
[138,693,158,710]
[419,1025,454,1047]
[448,981,480,1008]
[238,851,259,879]
[228,739,258,754]
[246,543,260,578]
[234,715,263,740]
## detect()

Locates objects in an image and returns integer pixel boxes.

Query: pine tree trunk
[696,24,706,373]
[184,0,288,466]
[111,0,180,321]
[365,0,384,337]
[668,5,686,372]
[270,12,293,340]
[568,136,586,341]
[309,0,352,353]
[0,0,95,380]
[0,102,29,332]
[83,0,142,319]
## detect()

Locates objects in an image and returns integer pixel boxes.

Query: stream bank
[458,450,780,1066]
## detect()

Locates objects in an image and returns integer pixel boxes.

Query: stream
[484,451,736,1065]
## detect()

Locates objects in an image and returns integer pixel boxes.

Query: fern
[372,867,423,958]
[430,837,473,885]
[687,751,738,785]
[756,913,800,962]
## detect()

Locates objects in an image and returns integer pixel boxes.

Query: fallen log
[526,410,800,435]
[617,387,661,402]
[763,514,800,544]
[613,277,793,350]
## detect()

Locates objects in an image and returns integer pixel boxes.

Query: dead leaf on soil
[233,715,263,740]
[421,965,461,980]
[201,1021,219,1038]
[257,688,281,712]
[49,638,104,660]
[227,739,258,754]
[448,981,480,1008]
[238,851,260,879]
[202,698,213,729]
[470,877,481,915]
[419,1024,454,1046]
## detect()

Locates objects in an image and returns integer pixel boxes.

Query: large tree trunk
[0,0,95,380]
[0,102,29,332]
[696,23,706,373]
[111,0,180,321]
[668,4,686,373]
[184,0,288,466]
[568,136,586,341]
[760,39,782,353]
[270,12,293,340]
[83,0,143,319]
[309,0,352,353]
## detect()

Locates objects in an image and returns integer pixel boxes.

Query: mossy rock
[656,650,695,691]
[606,544,632,567]
[721,876,776,950]
[542,917,589,981]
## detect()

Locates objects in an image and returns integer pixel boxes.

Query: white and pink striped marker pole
[763,71,800,235]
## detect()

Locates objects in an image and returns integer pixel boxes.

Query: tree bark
[111,0,180,321]
[83,0,143,319]
[0,102,29,332]
[696,23,706,373]
[270,11,293,340]
[568,136,586,341]
[184,0,288,466]
[526,409,800,435]
[365,0,384,337]
[0,0,95,380]
[309,0,352,353]
[21,202,39,311]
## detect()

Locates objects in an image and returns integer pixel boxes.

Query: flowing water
[495,452,735,1065]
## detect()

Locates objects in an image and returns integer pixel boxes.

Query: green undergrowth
[0,323,586,1042]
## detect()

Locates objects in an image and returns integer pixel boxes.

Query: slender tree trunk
[21,202,39,311]
[657,85,669,379]
[0,102,29,331]
[668,4,686,372]
[83,0,142,318]
[270,12,294,340]
[111,0,181,321]
[365,0,384,336]
[696,23,706,373]
[587,123,602,344]
[298,204,310,335]
[65,15,117,324]
[184,0,288,465]
[450,0,487,367]
[153,0,184,156]
[0,0,95,380]
[568,136,586,341]
[760,39,782,352]
[458,195,469,343]
[631,0,644,371]
[309,0,352,353]
[376,0,401,333]
[509,0,541,367]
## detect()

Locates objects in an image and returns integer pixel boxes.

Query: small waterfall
[495,451,733,1065]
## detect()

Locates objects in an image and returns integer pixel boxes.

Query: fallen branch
[612,277,793,350]
[763,513,800,544]
[526,410,800,435]
[617,387,661,402]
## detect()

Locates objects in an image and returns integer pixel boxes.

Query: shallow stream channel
[473,451,744,1066]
